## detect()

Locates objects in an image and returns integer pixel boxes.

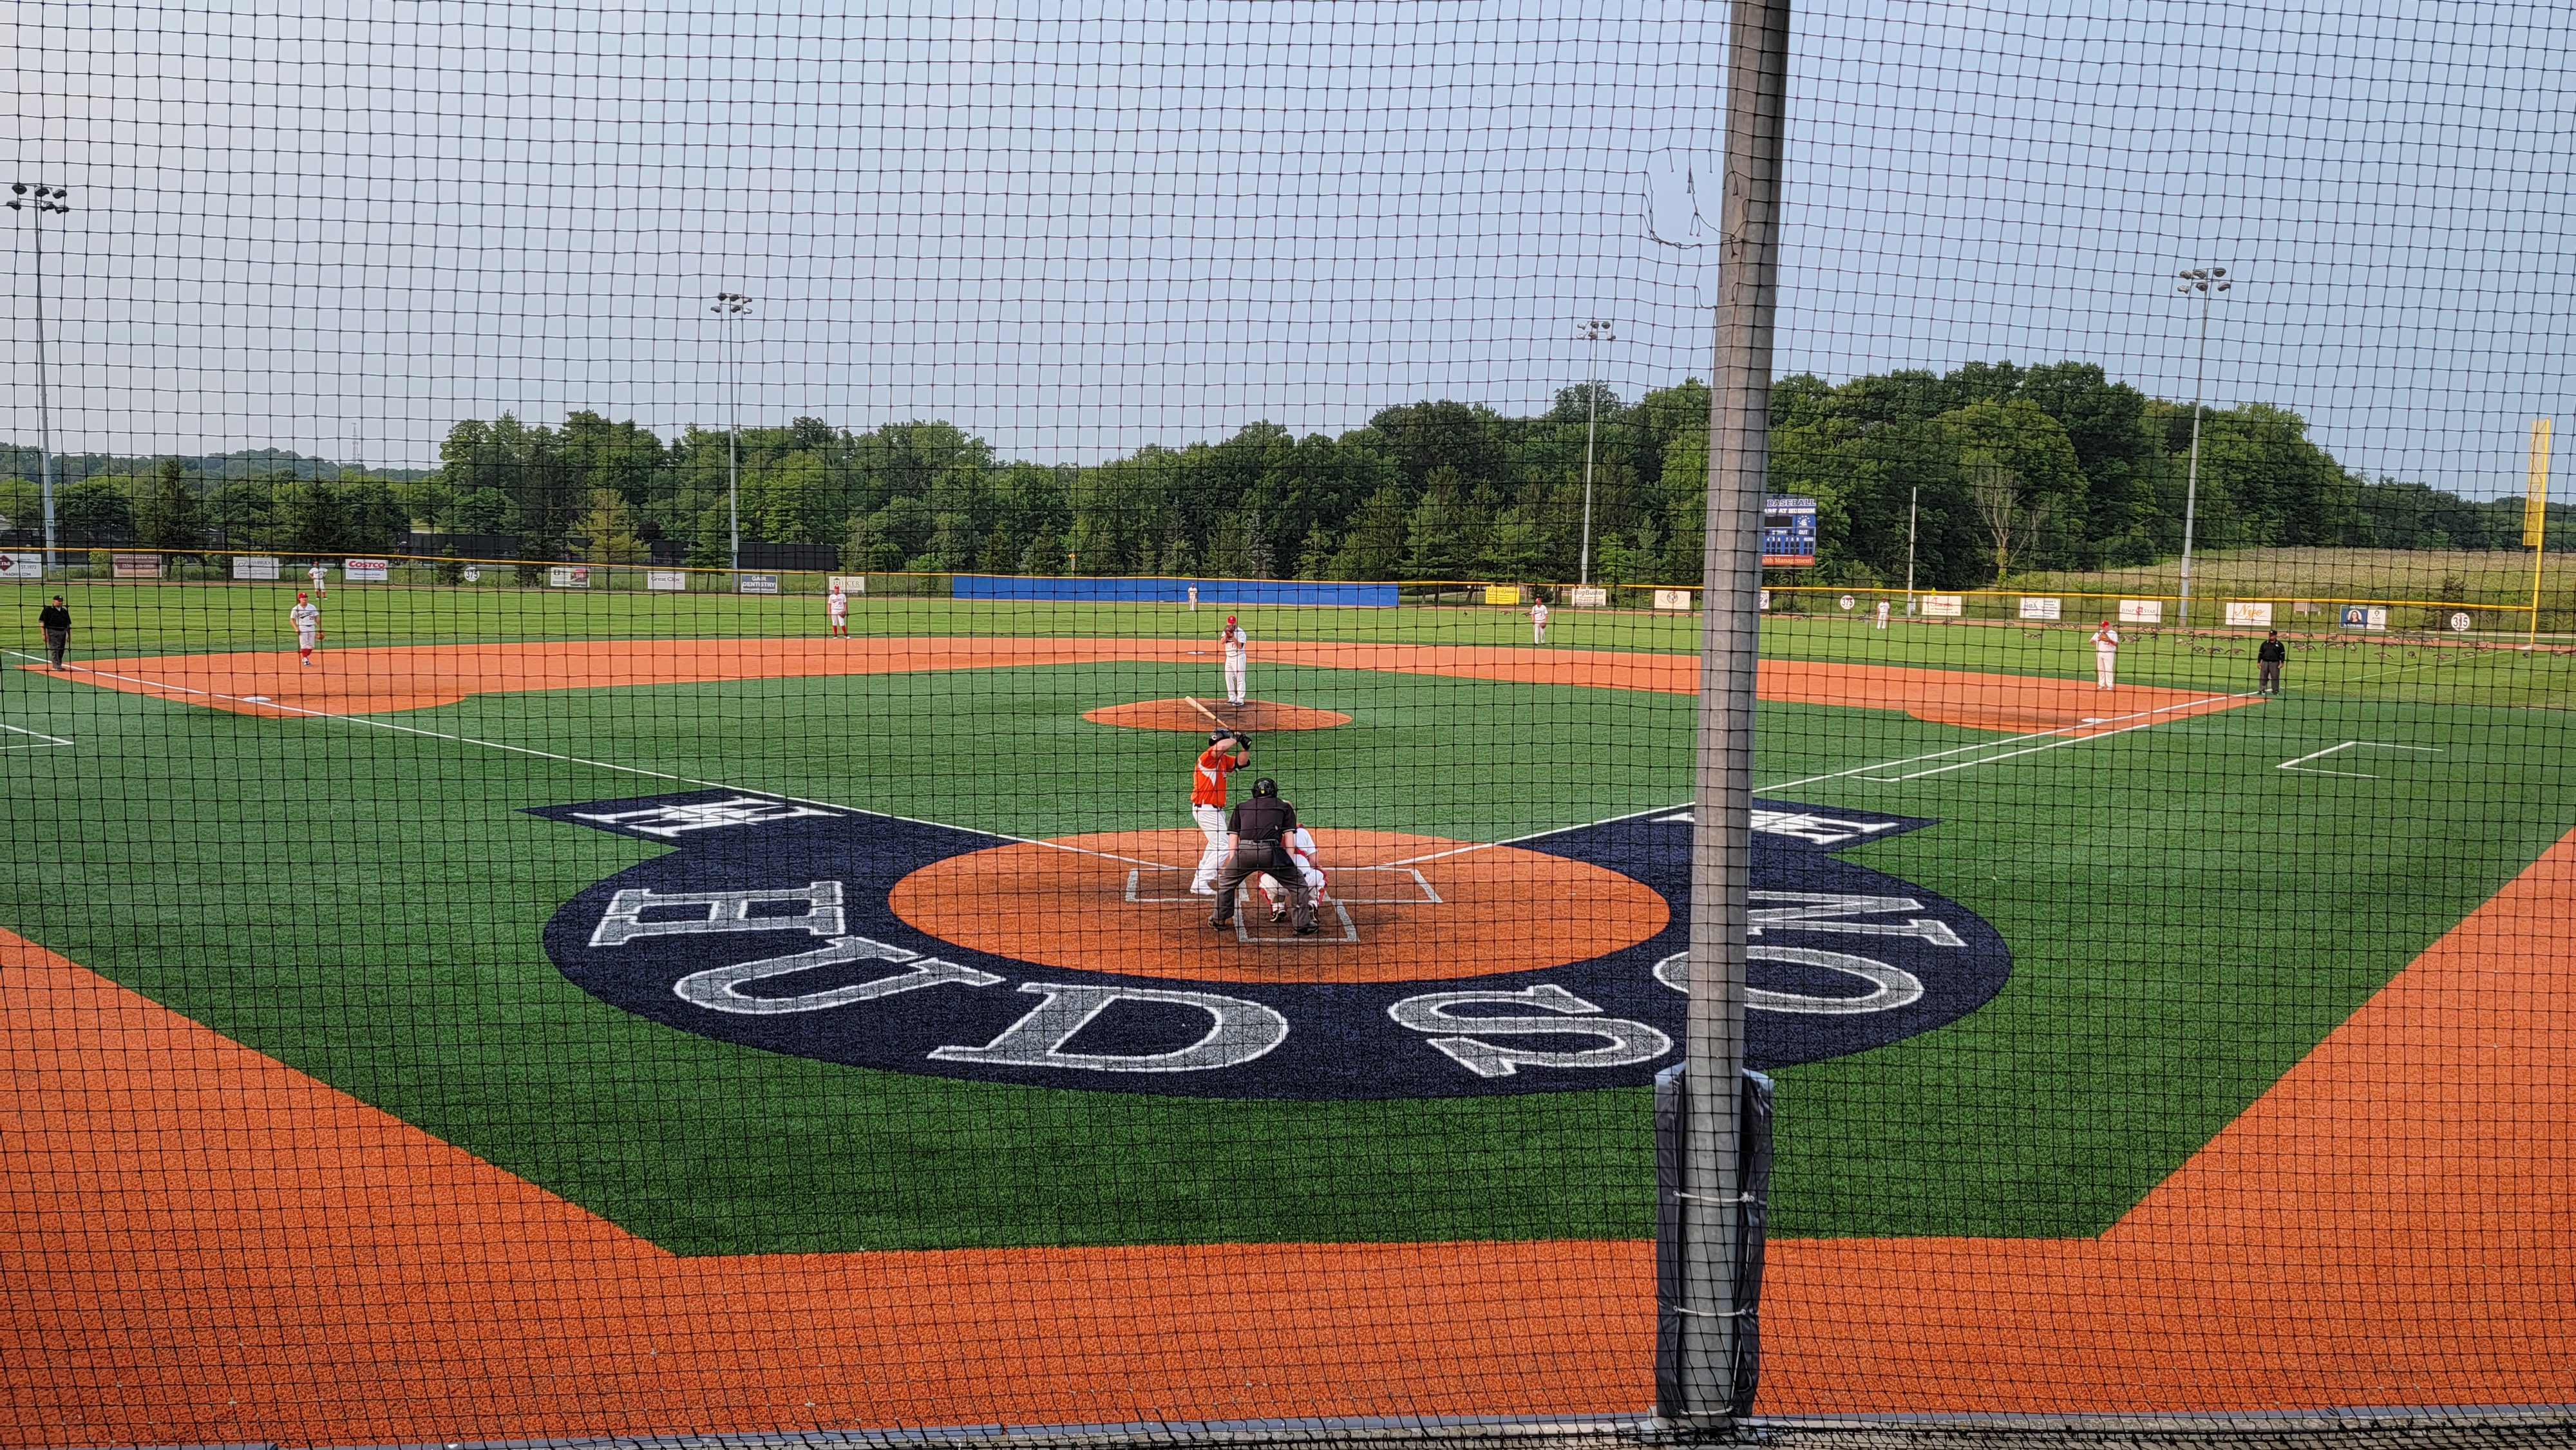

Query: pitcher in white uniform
[1220,615,1251,705]
[2091,620,2121,689]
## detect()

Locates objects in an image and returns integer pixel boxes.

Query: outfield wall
[952,575,1400,607]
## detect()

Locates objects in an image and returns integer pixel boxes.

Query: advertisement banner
[2117,598,2164,624]
[548,566,592,589]
[2341,605,2388,631]
[739,574,781,595]
[0,551,44,579]
[113,553,165,579]
[342,558,390,582]
[1920,595,1963,618]
[829,575,867,596]
[1483,585,1523,606]
[647,570,690,592]
[1571,585,1607,607]
[1653,589,1694,611]
[2224,601,2274,628]
[2016,596,2061,621]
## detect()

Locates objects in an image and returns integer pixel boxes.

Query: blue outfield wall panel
[950,576,1400,607]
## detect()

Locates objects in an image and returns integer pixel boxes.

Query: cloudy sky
[5,0,2568,496]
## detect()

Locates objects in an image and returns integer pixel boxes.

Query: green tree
[1327,484,1410,580]
[272,480,349,552]
[133,458,207,558]
[573,487,649,565]
[1401,493,1464,579]
[57,478,135,538]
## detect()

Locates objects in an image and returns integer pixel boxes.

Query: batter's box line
[1124,864,1443,905]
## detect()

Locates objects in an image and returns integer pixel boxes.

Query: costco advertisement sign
[343,558,391,582]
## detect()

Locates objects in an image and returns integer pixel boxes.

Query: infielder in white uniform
[1220,615,1251,704]
[2091,619,2121,689]
[1530,598,1550,645]
[1258,824,1329,922]
[290,592,323,666]
[826,583,849,638]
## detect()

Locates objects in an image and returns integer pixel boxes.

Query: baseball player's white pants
[1191,804,1229,890]
[2095,647,2117,688]
[1260,863,1328,906]
[1223,657,1247,703]
[298,628,319,652]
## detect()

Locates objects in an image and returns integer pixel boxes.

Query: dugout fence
[8,1,2575,1446]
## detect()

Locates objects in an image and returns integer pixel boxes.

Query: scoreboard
[1762,495,1818,567]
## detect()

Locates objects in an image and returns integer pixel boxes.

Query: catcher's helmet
[1251,777,1278,798]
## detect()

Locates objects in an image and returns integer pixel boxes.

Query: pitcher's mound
[1084,698,1350,733]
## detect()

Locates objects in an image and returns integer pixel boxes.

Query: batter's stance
[1188,726,1253,897]
[1208,776,1316,936]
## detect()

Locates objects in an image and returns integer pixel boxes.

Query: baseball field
[5,579,2572,1444]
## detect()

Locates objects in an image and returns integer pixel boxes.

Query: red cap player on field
[289,592,324,667]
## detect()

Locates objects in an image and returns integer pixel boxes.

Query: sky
[4,0,2568,497]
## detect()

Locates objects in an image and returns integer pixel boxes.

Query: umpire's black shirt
[1227,794,1297,847]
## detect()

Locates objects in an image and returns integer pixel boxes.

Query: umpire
[1207,777,1317,936]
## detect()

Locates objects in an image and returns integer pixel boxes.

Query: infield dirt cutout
[890,828,1666,984]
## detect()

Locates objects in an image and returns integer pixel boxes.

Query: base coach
[1206,777,1318,936]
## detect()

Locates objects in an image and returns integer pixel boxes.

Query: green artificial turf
[1,585,2569,1254]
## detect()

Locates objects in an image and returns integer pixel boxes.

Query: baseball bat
[1183,695,1236,730]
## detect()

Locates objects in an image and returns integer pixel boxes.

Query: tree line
[5,361,2564,580]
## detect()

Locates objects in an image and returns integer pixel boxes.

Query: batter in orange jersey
[1188,728,1253,896]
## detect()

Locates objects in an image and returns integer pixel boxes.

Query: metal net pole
[1675,0,1791,1426]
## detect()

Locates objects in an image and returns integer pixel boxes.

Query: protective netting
[4,3,2571,1447]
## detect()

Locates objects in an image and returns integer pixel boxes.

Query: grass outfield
[2,587,2570,1253]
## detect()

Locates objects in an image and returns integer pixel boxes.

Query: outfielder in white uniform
[826,583,849,638]
[307,563,328,596]
[1259,824,1329,921]
[290,594,323,667]
[1530,599,1550,645]
[1220,616,1251,705]
[2091,621,2121,689]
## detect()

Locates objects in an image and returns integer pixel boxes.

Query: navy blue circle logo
[534,794,2011,1100]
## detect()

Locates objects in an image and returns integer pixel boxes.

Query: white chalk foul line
[8,650,1169,870]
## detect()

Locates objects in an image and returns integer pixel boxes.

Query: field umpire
[1207,777,1318,936]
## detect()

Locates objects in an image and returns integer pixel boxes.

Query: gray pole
[11,184,70,573]
[1675,0,1789,1426]
[1904,484,1918,615]
[713,291,752,586]
[33,207,53,575]
[1578,319,1612,586]
[2174,266,2228,629]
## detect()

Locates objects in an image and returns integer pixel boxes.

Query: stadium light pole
[9,182,72,574]
[712,290,753,585]
[2174,265,2231,628]
[1578,317,1615,586]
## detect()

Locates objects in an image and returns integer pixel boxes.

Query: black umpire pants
[1209,840,1315,932]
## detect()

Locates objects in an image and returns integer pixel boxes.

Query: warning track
[28,636,2253,737]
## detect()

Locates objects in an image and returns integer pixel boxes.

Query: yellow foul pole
[2528,419,2553,650]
